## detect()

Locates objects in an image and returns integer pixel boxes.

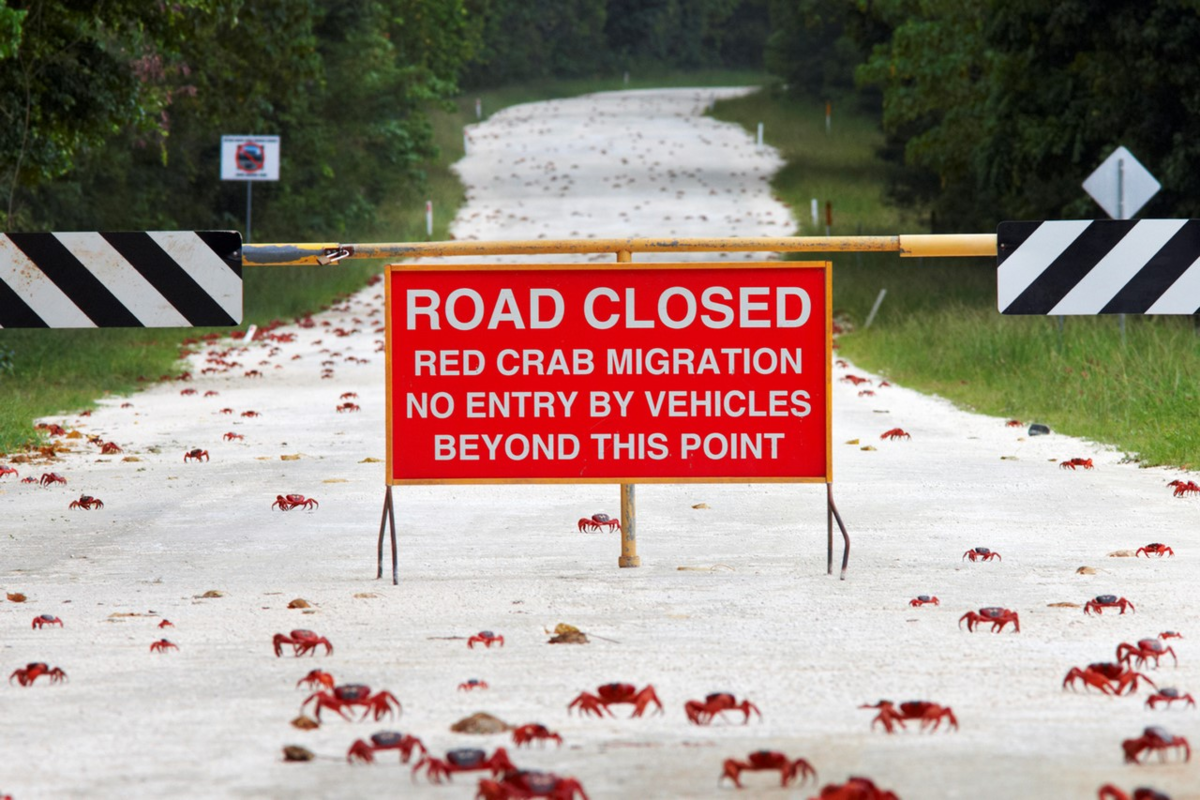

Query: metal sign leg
[826,483,850,580]
[377,486,398,585]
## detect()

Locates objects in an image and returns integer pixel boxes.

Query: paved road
[2,88,1198,799]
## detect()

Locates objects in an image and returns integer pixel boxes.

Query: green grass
[0,70,766,454]
[712,86,1200,468]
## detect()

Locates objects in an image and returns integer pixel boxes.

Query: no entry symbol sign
[220,135,280,181]
[235,142,265,172]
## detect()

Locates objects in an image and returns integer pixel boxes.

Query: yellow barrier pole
[615,249,640,568]
[241,233,998,266]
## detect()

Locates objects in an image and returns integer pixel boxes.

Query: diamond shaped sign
[1083,145,1160,220]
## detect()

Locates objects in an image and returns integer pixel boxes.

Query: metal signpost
[1082,145,1161,341]
[220,135,281,244]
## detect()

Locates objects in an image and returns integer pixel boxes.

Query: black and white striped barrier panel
[998,220,1200,315]
[0,231,242,328]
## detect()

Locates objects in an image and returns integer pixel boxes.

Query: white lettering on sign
[406,288,565,330]
[434,433,581,460]
[407,286,809,331]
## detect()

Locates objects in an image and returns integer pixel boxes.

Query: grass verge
[0,70,765,454]
[711,86,1200,468]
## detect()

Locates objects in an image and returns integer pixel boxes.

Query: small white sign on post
[1083,145,1159,221]
[220,136,281,181]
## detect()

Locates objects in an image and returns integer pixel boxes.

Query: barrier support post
[615,248,641,568]
[377,485,398,585]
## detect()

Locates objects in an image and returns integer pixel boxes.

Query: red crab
[1122,726,1190,763]
[861,700,958,733]
[121,402,133,409]
[810,776,900,800]
[1118,639,1178,669]
[240,410,260,418]
[568,683,663,718]
[841,375,871,386]
[468,630,504,649]
[1005,419,1023,427]
[32,614,63,629]
[296,669,335,690]
[1060,457,1094,470]
[909,595,939,607]
[962,547,1000,562]
[1160,631,1183,640]
[512,723,562,748]
[1168,480,1199,497]
[220,408,234,415]
[0,465,17,479]
[879,428,910,440]
[99,442,122,455]
[959,607,1020,633]
[244,370,263,378]
[341,392,358,399]
[835,359,848,368]
[150,639,178,653]
[68,495,104,510]
[1136,543,1174,558]
[412,747,515,783]
[337,402,361,413]
[1098,786,1172,800]
[180,388,197,396]
[858,389,875,397]
[1085,594,1135,615]
[9,662,67,686]
[459,678,489,691]
[223,432,243,441]
[204,390,220,397]
[1063,662,1156,696]
[304,684,401,721]
[1144,687,1196,710]
[477,770,589,799]
[158,619,173,628]
[576,513,619,533]
[347,730,427,764]
[183,448,209,463]
[684,692,761,725]
[718,751,816,788]
[273,629,334,657]
[272,494,319,511]
[39,472,66,487]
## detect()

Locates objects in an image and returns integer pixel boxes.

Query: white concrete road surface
[2,88,1198,799]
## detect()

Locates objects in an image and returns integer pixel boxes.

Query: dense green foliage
[2,0,478,239]
[714,85,1200,468]
[766,0,1200,231]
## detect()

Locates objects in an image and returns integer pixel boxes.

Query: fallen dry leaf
[280,454,303,461]
[450,712,510,734]
[1076,566,1097,575]
[66,430,83,439]
[1000,456,1018,461]
[288,598,311,609]
[122,456,141,462]
[354,592,378,599]
[691,503,709,509]
[322,478,348,484]
[549,630,589,644]
[197,589,225,598]
[255,456,272,461]
[1048,602,1081,608]
[7,592,27,602]
[291,716,319,730]
[1107,550,1135,558]
[108,612,150,618]
[844,438,860,445]
[860,445,877,451]
[282,745,314,762]
[359,457,381,463]
[677,564,735,572]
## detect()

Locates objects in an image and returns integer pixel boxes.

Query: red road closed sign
[385,262,831,484]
